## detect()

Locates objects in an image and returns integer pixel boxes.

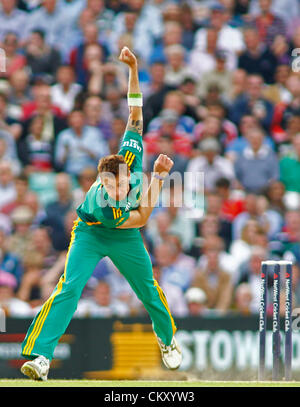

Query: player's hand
[153,154,174,177]
[118,46,137,68]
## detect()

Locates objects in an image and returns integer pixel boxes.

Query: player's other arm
[117,154,174,229]
[119,47,143,137]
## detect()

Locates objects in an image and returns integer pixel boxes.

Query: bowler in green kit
[20,47,182,381]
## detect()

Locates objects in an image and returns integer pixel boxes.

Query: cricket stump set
[258,260,293,381]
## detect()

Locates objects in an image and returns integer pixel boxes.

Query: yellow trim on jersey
[125,151,133,164]
[116,217,125,225]
[127,153,135,168]
[78,217,101,226]
[124,151,130,162]
[23,219,79,356]
[112,208,122,219]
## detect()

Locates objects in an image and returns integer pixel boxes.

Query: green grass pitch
[1,380,300,387]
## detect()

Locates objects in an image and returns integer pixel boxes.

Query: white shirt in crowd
[51,83,82,114]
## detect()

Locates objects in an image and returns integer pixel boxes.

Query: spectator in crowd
[0,134,21,174]
[197,102,238,146]
[42,172,73,251]
[8,69,32,112]
[143,62,173,128]
[1,172,31,216]
[193,114,231,153]
[147,90,196,136]
[252,0,286,47]
[225,115,274,162]
[229,219,266,269]
[108,116,126,154]
[232,193,283,240]
[189,212,228,259]
[178,76,200,117]
[0,0,28,41]
[109,9,154,62]
[144,109,192,159]
[7,206,35,260]
[215,177,246,222]
[224,68,247,104]
[147,133,189,176]
[184,287,208,316]
[149,21,183,65]
[273,111,300,157]
[189,27,223,79]
[229,74,274,131]
[263,64,292,105]
[0,270,32,317]
[20,83,67,148]
[18,114,56,173]
[271,34,291,66]
[192,235,233,312]
[179,3,199,51]
[91,256,142,314]
[145,211,173,253]
[69,23,106,87]
[16,250,44,305]
[186,137,235,193]
[25,0,68,50]
[29,226,65,293]
[164,44,192,88]
[72,166,97,209]
[152,186,196,252]
[272,210,300,263]
[279,133,300,201]
[25,29,62,84]
[152,262,188,317]
[0,92,23,140]
[82,95,113,141]
[55,109,108,176]
[0,32,27,80]
[233,282,253,315]
[86,0,115,39]
[234,126,279,193]
[265,180,286,216]
[75,280,130,317]
[249,0,299,26]
[0,226,24,286]
[238,26,277,84]
[234,245,268,312]
[100,84,128,123]
[193,2,245,57]
[50,65,82,115]
[89,60,128,99]
[0,160,17,210]
[154,239,196,294]
[197,50,234,101]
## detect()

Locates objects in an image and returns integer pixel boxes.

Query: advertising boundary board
[1,315,300,380]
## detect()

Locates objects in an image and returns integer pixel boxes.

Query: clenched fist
[153,154,174,177]
[118,46,137,68]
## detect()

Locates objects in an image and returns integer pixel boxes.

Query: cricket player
[20,47,182,381]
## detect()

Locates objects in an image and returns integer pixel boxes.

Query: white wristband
[127,93,143,107]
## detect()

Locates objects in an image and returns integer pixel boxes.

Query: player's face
[103,172,130,202]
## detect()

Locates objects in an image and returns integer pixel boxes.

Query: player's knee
[61,280,82,300]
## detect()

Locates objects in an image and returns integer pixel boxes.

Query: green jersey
[76,129,143,228]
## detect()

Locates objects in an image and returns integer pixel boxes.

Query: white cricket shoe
[156,335,182,370]
[21,355,50,381]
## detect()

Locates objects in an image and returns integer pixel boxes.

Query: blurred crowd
[0,0,300,320]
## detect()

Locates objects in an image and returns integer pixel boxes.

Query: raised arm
[119,47,143,137]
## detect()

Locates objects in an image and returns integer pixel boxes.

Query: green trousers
[21,219,176,361]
